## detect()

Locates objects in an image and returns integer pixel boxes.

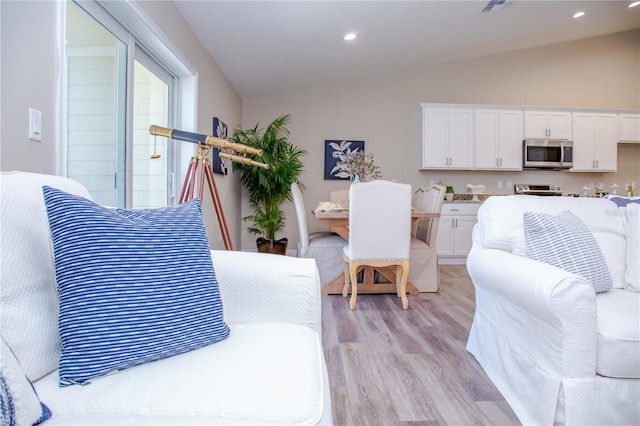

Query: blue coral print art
[324,140,365,180]
[212,117,228,175]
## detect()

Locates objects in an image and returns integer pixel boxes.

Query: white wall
[241,30,640,251]
[1,1,60,174]
[0,0,243,250]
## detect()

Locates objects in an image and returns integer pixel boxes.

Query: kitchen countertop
[447,194,496,203]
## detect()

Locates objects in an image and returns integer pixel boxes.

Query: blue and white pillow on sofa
[43,186,230,386]
[0,337,51,425]
[523,210,613,294]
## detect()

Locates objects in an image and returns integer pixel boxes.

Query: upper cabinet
[524,110,572,139]
[619,114,640,142]
[571,112,617,172]
[420,103,634,171]
[475,109,523,170]
[421,106,473,169]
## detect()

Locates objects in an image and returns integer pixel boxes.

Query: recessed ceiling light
[343,33,357,41]
[629,1,640,7]
[573,11,585,18]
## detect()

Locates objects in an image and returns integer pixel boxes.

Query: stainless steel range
[514,184,563,196]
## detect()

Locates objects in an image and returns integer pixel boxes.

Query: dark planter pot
[256,237,288,255]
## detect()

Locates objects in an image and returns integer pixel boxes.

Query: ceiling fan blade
[483,0,507,13]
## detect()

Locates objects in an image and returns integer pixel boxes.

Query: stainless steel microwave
[523,139,573,169]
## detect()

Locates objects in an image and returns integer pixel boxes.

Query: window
[64,0,193,208]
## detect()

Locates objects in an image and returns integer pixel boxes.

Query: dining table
[313,208,440,295]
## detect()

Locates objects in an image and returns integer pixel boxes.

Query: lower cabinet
[436,203,480,264]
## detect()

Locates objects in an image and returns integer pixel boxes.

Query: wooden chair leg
[342,255,350,298]
[349,262,359,310]
[400,261,409,310]
[395,265,402,297]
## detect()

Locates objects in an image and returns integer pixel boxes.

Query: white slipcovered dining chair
[409,185,445,292]
[291,182,348,285]
[342,180,412,310]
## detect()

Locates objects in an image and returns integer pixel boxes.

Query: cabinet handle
[496,158,499,167]
[596,160,599,168]
[499,158,503,166]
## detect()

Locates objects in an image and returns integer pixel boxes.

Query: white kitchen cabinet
[421,105,473,169]
[436,203,480,264]
[475,109,523,170]
[619,114,640,142]
[524,110,572,139]
[571,112,617,172]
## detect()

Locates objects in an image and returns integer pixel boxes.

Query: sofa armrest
[211,250,322,337]
[467,248,597,377]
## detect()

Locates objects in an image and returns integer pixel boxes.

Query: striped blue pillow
[1,337,52,425]
[523,210,613,293]
[43,186,230,386]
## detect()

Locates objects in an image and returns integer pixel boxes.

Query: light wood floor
[321,265,521,426]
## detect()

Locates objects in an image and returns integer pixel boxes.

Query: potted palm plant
[230,114,307,255]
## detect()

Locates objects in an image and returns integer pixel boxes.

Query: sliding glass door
[65,1,177,208]
[65,1,126,207]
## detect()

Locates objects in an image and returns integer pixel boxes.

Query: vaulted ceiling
[174,1,640,99]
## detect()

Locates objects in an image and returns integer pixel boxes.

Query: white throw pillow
[623,204,640,292]
[523,210,613,293]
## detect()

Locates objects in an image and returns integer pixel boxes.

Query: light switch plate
[29,108,42,141]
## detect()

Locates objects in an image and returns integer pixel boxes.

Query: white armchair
[291,182,347,285]
[466,195,639,425]
[410,185,445,292]
[342,180,412,309]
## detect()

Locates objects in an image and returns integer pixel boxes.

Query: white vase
[445,193,454,202]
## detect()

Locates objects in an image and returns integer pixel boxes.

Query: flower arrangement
[336,150,381,181]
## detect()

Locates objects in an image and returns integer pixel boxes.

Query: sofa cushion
[595,290,640,379]
[476,196,627,288]
[523,210,613,293]
[43,187,230,386]
[0,172,93,381]
[0,337,52,425]
[34,323,325,424]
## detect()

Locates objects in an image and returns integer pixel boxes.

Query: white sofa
[466,195,639,425]
[0,171,332,425]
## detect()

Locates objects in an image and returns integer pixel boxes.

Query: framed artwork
[212,117,228,175]
[324,140,365,180]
